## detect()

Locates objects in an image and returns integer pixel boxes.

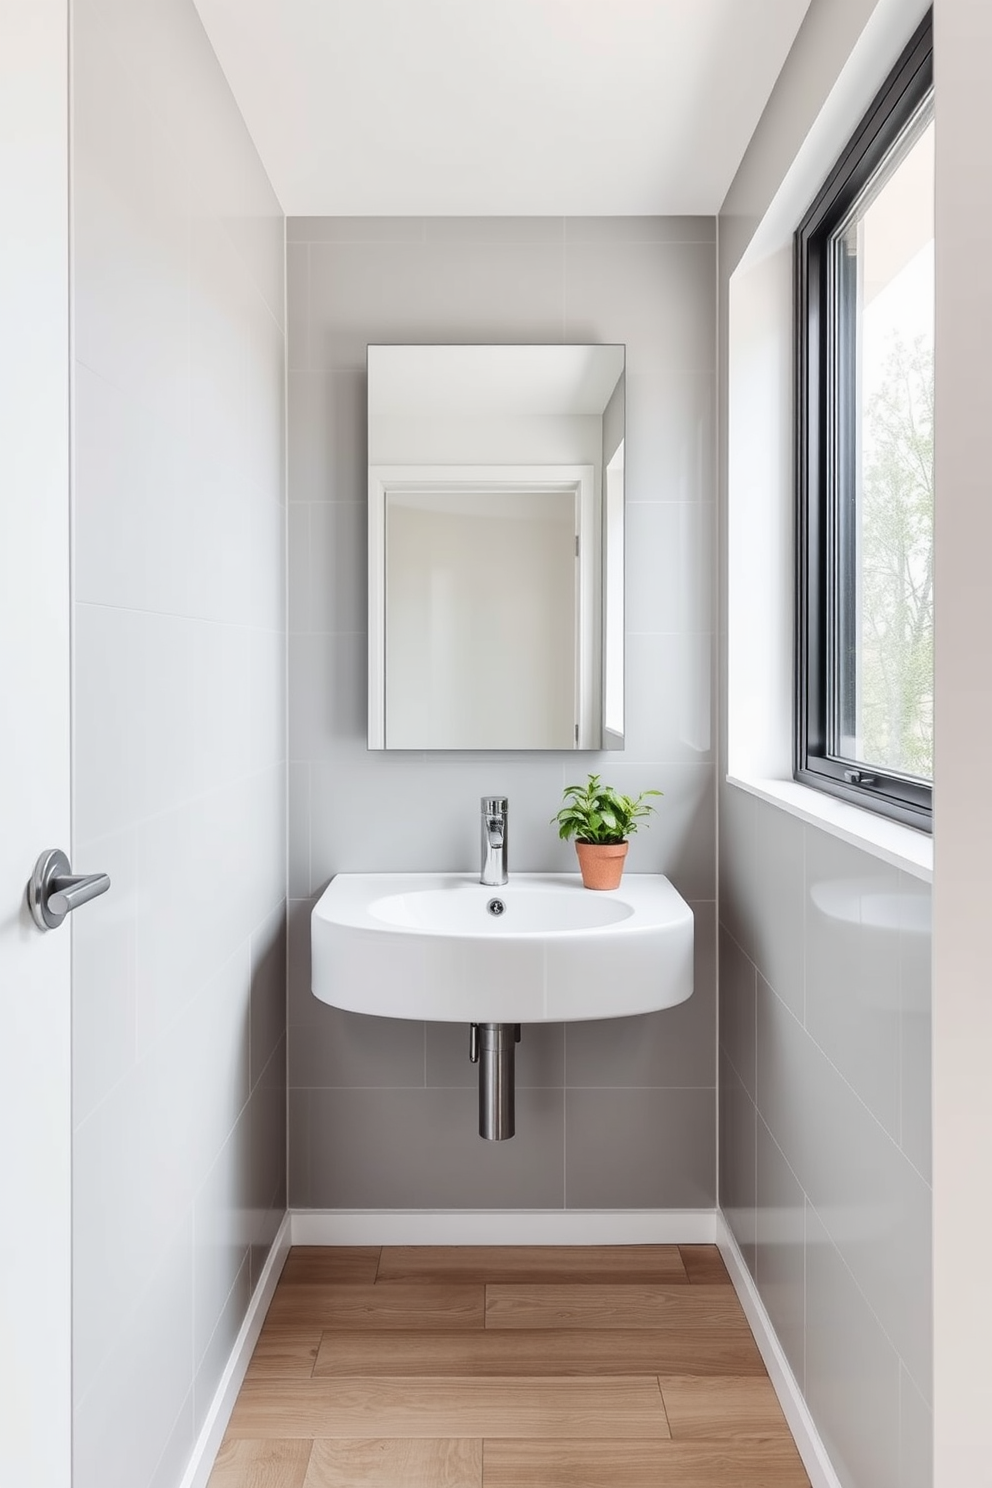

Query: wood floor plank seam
[311,1325,766,1377]
[266,1280,487,1330]
[483,1282,753,1332]
[479,1438,811,1487]
[377,1244,692,1287]
[677,1244,732,1286]
[212,1247,810,1488]
[303,1437,484,1486]
[653,1374,671,1436]
[226,1374,674,1441]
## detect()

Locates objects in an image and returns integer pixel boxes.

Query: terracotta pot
[574,840,628,890]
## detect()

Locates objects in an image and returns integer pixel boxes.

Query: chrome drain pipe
[470,1023,520,1140]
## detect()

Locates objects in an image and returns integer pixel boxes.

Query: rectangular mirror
[367,344,625,750]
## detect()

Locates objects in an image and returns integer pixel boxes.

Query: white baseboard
[717,1212,842,1488]
[178,1211,292,1488]
[290,1208,718,1245]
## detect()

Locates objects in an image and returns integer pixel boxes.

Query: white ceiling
[192,0,812,217]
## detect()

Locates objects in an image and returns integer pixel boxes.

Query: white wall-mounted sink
[311,872,693,1023]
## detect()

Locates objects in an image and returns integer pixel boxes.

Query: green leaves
[551,772,662,844]
[861,333,933,778]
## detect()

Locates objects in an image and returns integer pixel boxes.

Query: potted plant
[552,773,662,889]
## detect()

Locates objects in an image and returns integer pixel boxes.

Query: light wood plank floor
[209,1245,811,1488]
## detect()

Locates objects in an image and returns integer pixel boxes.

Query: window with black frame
[796,13,933,830]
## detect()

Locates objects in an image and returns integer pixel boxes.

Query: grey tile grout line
[724,904,926,1179]
[562,1070,567,1211]
[285,1083,718,1092]
[758,966,931,1188]
[761,1105,924,1401]
[802,1194,808,1395]
[807,1190,928,1405]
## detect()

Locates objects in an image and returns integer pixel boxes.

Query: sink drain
[486,897,506,917]
[469,1022,520,1139]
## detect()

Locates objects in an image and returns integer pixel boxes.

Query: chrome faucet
[480,796,509,886]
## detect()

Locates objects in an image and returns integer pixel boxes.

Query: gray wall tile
[311,753,574,879]
[303,1087,565,1208]
[288,369,366,504]
[287,763,311,898]
[249,904,287,1087]
[148,1391,194,1488]
[565,216,716,243]
[717,780,757,959]
[624,371,715,505]
[288,216,426,242]
[755,1116,806,1391]
[287,242,310,369]
[566,901,715,1088]
[251,1200,285,1295]
[193,1258,249,1437]
[289,632,367,767]
[624,502,682,634]
[250,1039,288,1249]
[425,216,565,242]
[288,216,717,1212]
[680,501,717,634]
[720,1051,757,1274]
[756,930,932,1402]
[308,501,367,635]
[719,927,756,1099]
[192,1111,251,1374]
[288,1089,310,1208]
[750,797,805,1017]
[623,634,714,764]
[755,974,807,1179]
[565,1087,716,1208]
[287,502,311,632]
[899,1363,933,1488]
[805,1204,902,1488]
[428,1021,564,1089]
[309,239,567,369]
[805,829,901,1139]
[564,241,716,375]
[899,875,932,1181]
[290,1003,426,1090]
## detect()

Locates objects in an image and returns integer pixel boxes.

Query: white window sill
[726,774,932,883]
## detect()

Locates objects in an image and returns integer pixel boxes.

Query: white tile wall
[716,11,934,1481]
[717,6,934,1479]
[70,4,286,1487]
[286,214,718,1209]
[719,793,933,1473]
[805,1202,903,1488]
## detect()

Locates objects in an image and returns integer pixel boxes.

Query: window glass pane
[833,110,934,781]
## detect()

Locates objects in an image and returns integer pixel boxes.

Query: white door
[0,3,73,1484]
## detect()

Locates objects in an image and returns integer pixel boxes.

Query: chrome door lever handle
[49,871,111,917]
[28,849,111,931]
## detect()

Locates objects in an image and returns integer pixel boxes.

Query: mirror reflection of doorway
[385,487,578,749]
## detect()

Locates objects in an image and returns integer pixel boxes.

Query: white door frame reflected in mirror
[366,344,625,752]
[369,465,597,749]
[603,437,625,749]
